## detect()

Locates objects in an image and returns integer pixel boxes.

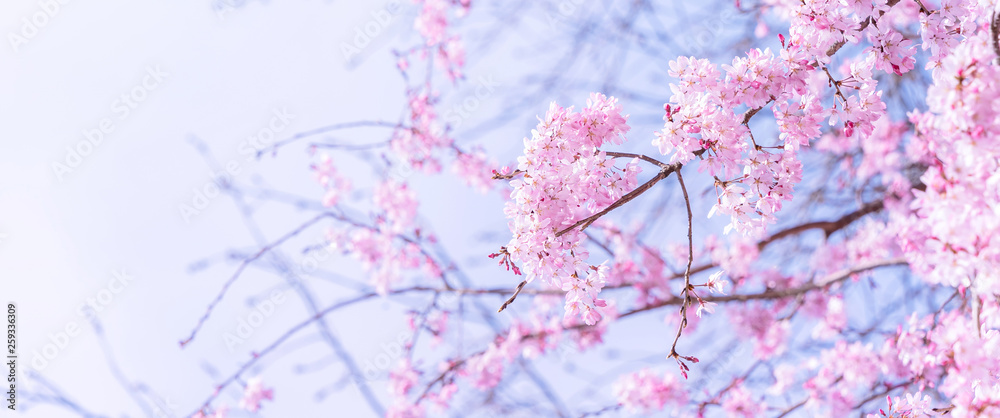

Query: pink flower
[613,369,688,412]
[500,94,635,324]
[696,300,717,318]
[238,377,273,412]
[705,270,728,294]
[722,382,766,417]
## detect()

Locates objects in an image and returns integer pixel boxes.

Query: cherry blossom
[238,377,274,413]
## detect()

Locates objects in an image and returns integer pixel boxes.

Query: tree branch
[180,212,335,348]
[556,162,682,237]
[992,0,1000,65]
[667,167,695,361]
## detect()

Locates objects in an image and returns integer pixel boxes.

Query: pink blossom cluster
[816,114,910,193]
[918,0,987,68]
[451,148,497,193]
[459,313,566,389]
[311,154,352,207]
[193,378,274,417]
[501,93,639,325]
[612,368,688,413]
[442,307,616,397]
[656,50,811,237]
[327,179,439,295]
[387,360,459,418]
[374,179,418,232]
[412,0,468,81]
[803,341,888,415]
[721,381,767,417]
[728,300,790,359]
[391,91,452,173]
[335,227,427,295]
[654,0,951,238]
[192,406,227,418]
[597,223,675,307]
[867,392,934,418]
[892,302,1000,416]
[899,29,1000,297]
[238,377,274,413]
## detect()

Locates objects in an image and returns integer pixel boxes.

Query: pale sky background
[1,1,434,416]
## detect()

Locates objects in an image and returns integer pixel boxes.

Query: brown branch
[555,97,771,240]
[668,167,695,360]
[260,120,404,157]
[414,257,908,402]
[180,212,335,348]
[556,162,682,237]
[492,169,524,180]
[756,199,884,249]
[620,256,908,319]
[604,151,671,168]
[742,104,767,125]
[757,182,926,250]
[498,280,528,312]
[775,398,809,418]
[992,1,1000,65]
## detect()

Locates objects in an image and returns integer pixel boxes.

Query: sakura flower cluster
[656,50,812,237]
[899,30,1000,296]
[328,179,439,295]
[391,91,452,173]
[311,154,352,207]
[891,303,1000,417]
[412,0,469,81]
[194,377,274,418]
[500,93,639,325]
[612,369,688,413]
[238,377,274,413]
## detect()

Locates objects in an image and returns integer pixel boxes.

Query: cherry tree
[180,0,1000,416]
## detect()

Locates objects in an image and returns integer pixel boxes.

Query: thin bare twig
[498,280,528,312]
[668,167,694,360]
[259,120,403,157]
[556,162,682,237]
[604,151,671,168]
[992,1,1000,65]
[179,212,334,347]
